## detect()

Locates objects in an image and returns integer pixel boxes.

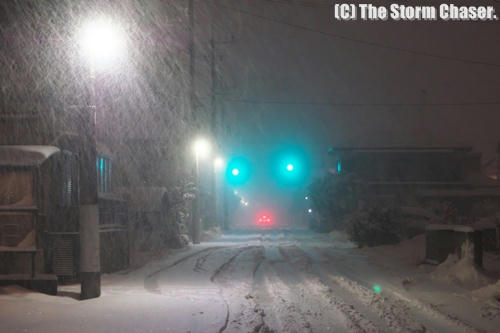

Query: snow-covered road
[1,230,498,332]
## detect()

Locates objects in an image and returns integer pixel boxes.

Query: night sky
[217,0,500,160]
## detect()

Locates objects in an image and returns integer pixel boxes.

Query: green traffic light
[270,146,310,187]
[225,157,251,186]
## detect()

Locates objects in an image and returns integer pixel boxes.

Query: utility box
[425,224,482,267]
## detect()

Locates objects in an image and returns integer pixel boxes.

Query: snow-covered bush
[344,203,404,247]
[165,180,195,248]
[308,173,362,232]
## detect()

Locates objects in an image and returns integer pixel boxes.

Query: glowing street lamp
[192,138,211,160]
[213,156,224,170]
[78,16,126,69]
[76,15,127,301]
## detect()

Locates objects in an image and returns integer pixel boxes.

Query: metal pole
[192,154,201,244]
[209,20,219,230]
[79,62,101,300]
[213,166,219,230]
[188,0,195,123]
[223,182,228,231]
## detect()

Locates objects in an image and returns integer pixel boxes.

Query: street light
[213,156,224,170]
[192,138,211,160]
[76,15,126,300]
[78,16,126,69]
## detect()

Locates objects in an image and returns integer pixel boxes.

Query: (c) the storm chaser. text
[334,4,498,21]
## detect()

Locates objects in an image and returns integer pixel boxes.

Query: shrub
[308,173,361,232]
[344,204,404,247]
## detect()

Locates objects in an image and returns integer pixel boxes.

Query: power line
[263,0,330,8]
[221,97,500,107]
[212,1,500,68]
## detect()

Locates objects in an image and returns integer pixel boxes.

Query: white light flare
[214,157,224,170]
[78,16,127,69]
[192,138,211,159]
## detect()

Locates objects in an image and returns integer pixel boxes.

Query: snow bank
[471,279,500,302]
[328,230,356,248]
[362,234,426,266]
[328,230,350,242]
[201,226,222,242]
[431,241,492,288]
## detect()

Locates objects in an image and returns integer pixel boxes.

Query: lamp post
[191,138,211,244]
[77,16,126,300]
[213,157,224,230]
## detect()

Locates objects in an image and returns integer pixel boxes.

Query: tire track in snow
[278,246,382,333]
[329,274,427,333]
[389,290,482,333]
[317,247,481,333]
[255,261,313,333]
[210,246,271,333]
[210,246,260,282]
[144,246,225,293]
[303,246,427,332]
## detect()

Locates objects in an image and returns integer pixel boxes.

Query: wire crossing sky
[213,0,500,68]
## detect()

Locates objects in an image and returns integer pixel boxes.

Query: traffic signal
[271,147,310,186]
[225,156,252,186]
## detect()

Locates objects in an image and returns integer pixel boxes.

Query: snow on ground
[431,252,492,288]
[1,229,500,332]
[358,231,500,332]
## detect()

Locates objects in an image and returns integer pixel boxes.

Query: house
[328,146,500,216]
[0,145,76,294]
[0,139,130,294]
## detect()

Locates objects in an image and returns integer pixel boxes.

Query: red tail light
[257,214,272,225]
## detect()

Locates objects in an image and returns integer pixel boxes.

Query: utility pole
[188,0,202,244]
[79,63,100,300]
[209,20,234,231]
[188,0,195,123]
[209,22,218,230]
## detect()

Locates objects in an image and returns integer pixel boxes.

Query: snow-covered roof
[328,146,473,154]
[419,187,500,198]
[0,145,60,167]
[426,224,475,232]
